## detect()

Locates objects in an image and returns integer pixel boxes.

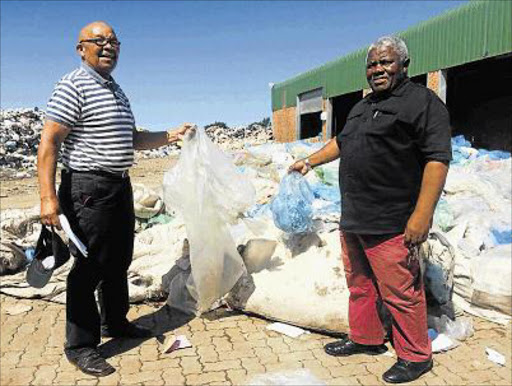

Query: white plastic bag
[163,127,256,313]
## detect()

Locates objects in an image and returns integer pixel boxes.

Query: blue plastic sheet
[477,149,511,161]
[311,183,341,203]
[490,228,512,245]
[270,172,315,233]
[451,135,511,164]
[452,135,472,148]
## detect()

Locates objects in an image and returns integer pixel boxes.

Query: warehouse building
[271,0,512,150]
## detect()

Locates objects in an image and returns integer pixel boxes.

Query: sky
[1,0,467,130]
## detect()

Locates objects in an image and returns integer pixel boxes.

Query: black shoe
[66,348,115,377]
[382,358,433,383]
[324,337,387,357]
[101,322,153,338]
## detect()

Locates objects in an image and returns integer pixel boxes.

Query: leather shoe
[101,322,153,338]
[66,348,115,377]
[324,337,387,357]
[382,358,433,383]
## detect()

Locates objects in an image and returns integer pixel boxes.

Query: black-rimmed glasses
[80,37,121,48]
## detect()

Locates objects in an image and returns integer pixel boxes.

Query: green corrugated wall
[272,0,512,111]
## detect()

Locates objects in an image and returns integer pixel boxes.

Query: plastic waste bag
[163,127,256,313]
[133,183,164,219]
[436,315,474,342]
[270,172,314,233]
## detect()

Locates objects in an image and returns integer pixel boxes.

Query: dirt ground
[0,157,176,211]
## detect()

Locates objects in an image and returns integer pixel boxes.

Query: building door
[298,88,323,140]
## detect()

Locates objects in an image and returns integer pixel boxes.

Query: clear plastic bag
[163,127,256,313]
[437,315,474,341]
[270,172,314,233]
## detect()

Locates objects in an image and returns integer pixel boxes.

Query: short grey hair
[367,36,409,63]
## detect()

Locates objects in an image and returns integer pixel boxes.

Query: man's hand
[167,123,197,144]
[404,161,449,247]
[288,159,310,175]
[403,211,431,247]
[40,196,62,229]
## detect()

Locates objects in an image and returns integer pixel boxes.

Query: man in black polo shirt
[289,35,451,383]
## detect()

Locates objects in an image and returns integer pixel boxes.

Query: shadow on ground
[99,304,194,358]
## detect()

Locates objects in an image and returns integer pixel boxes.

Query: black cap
[26,226,70,288]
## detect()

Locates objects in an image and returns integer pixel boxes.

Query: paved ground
[1,294,511,386]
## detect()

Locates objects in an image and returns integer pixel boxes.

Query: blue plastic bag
[270,172,314,233]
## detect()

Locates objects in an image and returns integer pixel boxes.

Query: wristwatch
[305,158,313,171]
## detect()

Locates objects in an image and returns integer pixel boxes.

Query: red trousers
[341,231,431,362]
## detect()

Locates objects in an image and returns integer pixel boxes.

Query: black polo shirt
[335,79,452,234]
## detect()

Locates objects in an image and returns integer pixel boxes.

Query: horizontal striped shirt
[45,63,135,172]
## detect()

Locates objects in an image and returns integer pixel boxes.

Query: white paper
[162,335,192,354]
[486,347,506,366]
[266,322,309,338]
[431,333,459,353]
[59,214,88,257]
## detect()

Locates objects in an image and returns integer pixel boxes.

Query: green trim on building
[272,0,512,111]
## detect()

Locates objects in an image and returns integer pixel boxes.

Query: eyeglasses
[80,37,121,48]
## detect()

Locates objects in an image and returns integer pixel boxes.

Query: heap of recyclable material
[1,134,511,330]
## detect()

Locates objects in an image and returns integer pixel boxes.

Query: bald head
[78,21,114,42]
[76,21,119,77]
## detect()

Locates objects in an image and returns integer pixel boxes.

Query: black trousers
[58,170,135,351]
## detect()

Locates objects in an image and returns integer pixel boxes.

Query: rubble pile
[204,124,274,150]
[0,108,274,167]
[137,123,274,159]
[0,108,45,174]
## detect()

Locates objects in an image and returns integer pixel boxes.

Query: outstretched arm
[133,123,196,150]
[288,138,341,175]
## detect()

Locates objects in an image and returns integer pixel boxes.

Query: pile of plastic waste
[0,134,510,331]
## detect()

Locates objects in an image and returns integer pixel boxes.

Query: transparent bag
[270,172,315,233]
[163,127,256,313]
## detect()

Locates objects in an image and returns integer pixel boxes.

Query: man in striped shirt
[37,21,194,377]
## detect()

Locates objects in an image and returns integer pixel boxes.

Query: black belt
[63,168,129,179]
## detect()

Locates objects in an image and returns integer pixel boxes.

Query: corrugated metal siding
[272,0,512,111]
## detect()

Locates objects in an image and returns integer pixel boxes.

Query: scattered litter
[5,304,32,315]
[266,322,309,338]
[162,335,192,354]
[247,369,326,385]
[485,348,506,366]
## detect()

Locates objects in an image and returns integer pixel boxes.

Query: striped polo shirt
[45,63,135,173]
